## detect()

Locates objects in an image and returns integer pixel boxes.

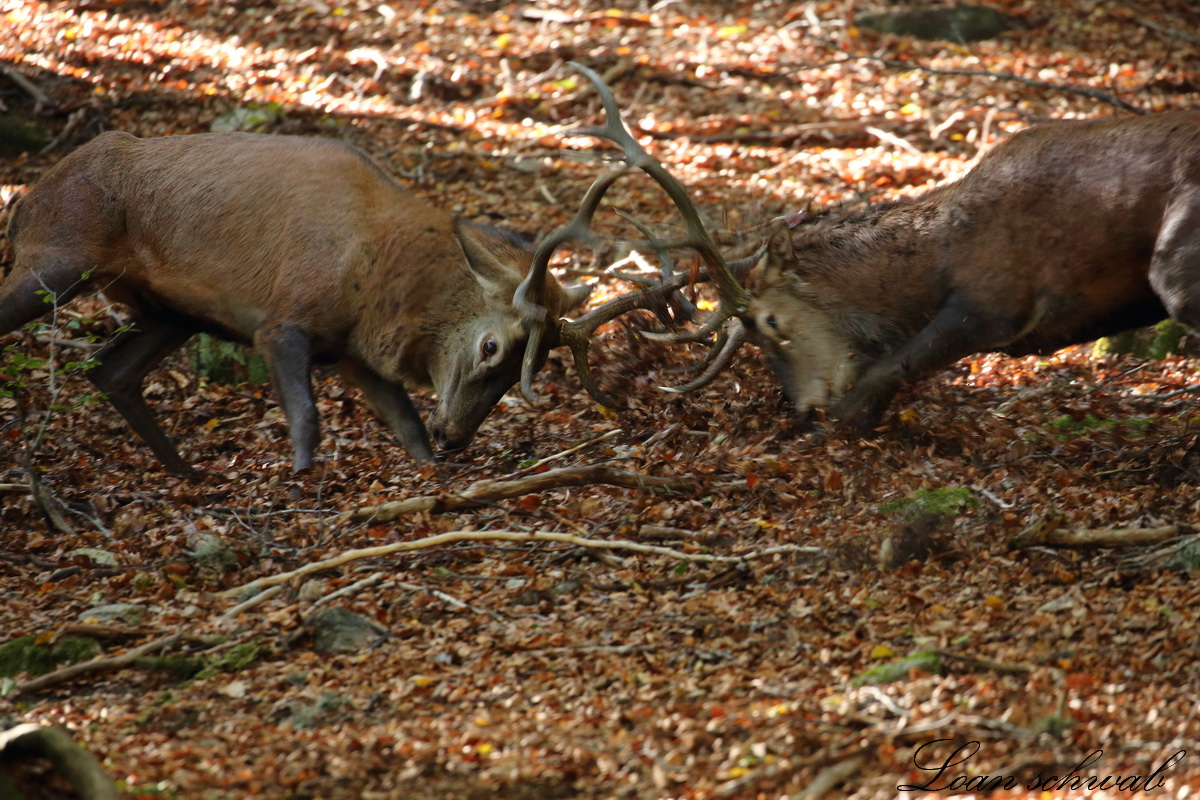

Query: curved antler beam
[658,319,747,394]
[515,61,758,408]
[515,166,632,403]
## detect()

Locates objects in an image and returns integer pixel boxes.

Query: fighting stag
[683,111,1200,431]
[0,122,682,475]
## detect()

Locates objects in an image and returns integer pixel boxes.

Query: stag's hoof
[831,392,889,435]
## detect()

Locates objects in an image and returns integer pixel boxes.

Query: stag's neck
[346,219,472,385]
[791,193,951,354]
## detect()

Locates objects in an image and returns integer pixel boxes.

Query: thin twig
[221,584,286,619]
[392,580,488,614]
[218,530,827,600]
[501,429,624,478]
[310,572,385,610]
[932,649,1033,675]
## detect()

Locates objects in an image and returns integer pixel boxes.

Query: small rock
[307,607,387,655]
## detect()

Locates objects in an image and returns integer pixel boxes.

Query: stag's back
[8,131,460,349]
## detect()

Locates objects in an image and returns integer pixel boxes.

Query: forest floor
[2,1,1200,798]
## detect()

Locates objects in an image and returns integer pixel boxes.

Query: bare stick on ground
[336,464,695,524]
[220,530,827,601]
[1011,522,1180,549]
[12,633,182,697]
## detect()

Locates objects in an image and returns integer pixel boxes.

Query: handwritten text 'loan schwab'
[898,740,1188,793]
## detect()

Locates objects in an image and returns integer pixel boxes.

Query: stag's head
[741,224,855,418]
[426,220,591,451]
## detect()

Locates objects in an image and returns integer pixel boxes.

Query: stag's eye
[480,336,499,360]
[766,314,779,331]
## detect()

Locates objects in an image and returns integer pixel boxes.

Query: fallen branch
[1011,523,1179,549]
[58,623,165,641]
[795,50,1147,114]
[0,62,55,113]
[310,572,386,610]
[933,649,1033,675]
[12,633,181,696]
[336,464,695,524]
[219,530,826,600]
[0,724,118,800]
[219,584,285,620]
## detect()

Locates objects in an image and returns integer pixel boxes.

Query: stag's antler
[515,61,757,406]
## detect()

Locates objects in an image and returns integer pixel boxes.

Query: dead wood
[1012,523,1180,549]
[219,530,827,601]
[337,464,696,524]
[12,633,181,697]
[0,724,118,800]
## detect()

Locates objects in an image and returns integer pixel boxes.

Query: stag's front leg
[833,295,1026,432]
[255,323,320,472]
[337,360,435,464]
[88,319,196,476]
[1149,189,1200,328]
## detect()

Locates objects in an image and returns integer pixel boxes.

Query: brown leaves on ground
[3,1,1200,798]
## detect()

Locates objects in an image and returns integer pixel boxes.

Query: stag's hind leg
[1149,188,1200,329]
[0,258,92,336]
[87,319,197,476]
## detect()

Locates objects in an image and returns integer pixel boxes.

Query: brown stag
[695,111,1200,431]
[568,78,1200,432]
[0,126,679,475]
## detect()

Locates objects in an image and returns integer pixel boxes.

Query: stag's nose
[431,426,469,452]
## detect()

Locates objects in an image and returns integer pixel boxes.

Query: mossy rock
[878,487,979,518]
[1094,319,1189,359]
[852,651,943,686]
[0,635,100,678]
[857,5,1014,42]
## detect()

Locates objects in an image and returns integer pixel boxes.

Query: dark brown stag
[0,123,681,475]
[704,111,1200,430]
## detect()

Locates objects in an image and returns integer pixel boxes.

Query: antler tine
[516,61,755,408]
[515,165,633,403]
[640,243,767,344]
[557,269,692,408]
[658,319,748,394]
[566,61,750,315]
[611,208,698,324]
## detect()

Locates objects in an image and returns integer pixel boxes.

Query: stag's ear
[539,280,592,320]
[760,221,798,285]
[562,282,593,311]
[455,219,522,298]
